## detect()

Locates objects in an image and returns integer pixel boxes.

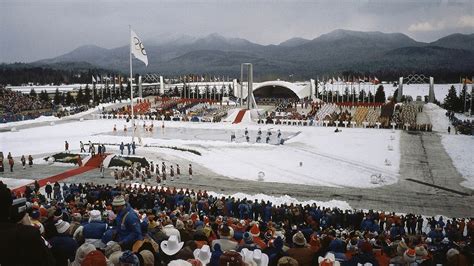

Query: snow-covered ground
[424,103,450,133]
[423,103,474,189]
[0,118,400,188]
[441,135,474,189]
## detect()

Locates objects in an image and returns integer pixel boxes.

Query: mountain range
[33,29,474,80]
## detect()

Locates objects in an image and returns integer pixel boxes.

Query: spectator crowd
[1,181,473,266]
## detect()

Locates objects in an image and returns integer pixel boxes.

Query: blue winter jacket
[115,205,143,246]
[83,221,108,240]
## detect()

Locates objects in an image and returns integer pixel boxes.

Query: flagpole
[129,25,135,137]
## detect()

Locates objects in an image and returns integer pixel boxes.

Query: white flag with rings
[131,29,148,66]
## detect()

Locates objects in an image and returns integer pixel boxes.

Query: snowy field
[0,118,400,188]
[424,103,474,189]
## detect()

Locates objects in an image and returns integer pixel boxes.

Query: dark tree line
[443,85,472,114]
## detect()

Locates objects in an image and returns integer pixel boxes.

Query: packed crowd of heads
[1,181,473,266]
[446,111,473,135]
[0,88,52,123]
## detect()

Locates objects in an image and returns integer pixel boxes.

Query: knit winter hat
[119,250,139,265]
[403,248,416,263]
[89,210,101,222]
[55,219,70,234]
[71,243,96,266]
[105,241,122,257]
[81,250,107,266]
[415,245,428,257]
[112,195,126,206]
[250,223,260,237]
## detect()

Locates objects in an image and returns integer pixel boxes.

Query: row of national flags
[92,75,126,84]
[319,76,380,85]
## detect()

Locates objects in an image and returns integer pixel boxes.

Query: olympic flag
[130,29,148,66]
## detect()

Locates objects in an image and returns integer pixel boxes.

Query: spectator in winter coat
[81,210,108,249]
[45,182,53,199]
[0,184,56,266]
[50,219,79,265]
[212,225,238,252]
[112,195,142,250]
[286,231,317,266]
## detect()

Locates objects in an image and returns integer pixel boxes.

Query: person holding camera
[0,181,55,265]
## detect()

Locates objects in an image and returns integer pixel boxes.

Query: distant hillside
[29,29,474,82]
[430,33,474,51]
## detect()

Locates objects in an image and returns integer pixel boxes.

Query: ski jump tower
[240,63,257,110]
[231,63,258,124]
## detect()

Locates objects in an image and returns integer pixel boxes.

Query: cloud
[408,21,446,32]
[409,15,474,32]
[458,15,474,27]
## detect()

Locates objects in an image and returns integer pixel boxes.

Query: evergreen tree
[76,88,84,104]
[65,91,75,106]
[29,88,37,99]
[53,88,61,105]
[39,90,50,103]
[84,85,91,104]
[392,88,399,103]
[459,84,468,113]
[375,85,386,103]
[443,85,460,112]
[344,87,350,102]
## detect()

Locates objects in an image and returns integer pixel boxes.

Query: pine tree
[392,88,399,102]
[53,88,61,105]
[459,84,468,113]
[29,88,37,99]
[84,85,91,104]
[76,88,84,104]
[65,91,75,106]
[443,85,460,112]
[39,90,50,103]
[375,85,386,103]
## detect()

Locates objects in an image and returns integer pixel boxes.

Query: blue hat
[31,210,40,219]
[119,250,139,265]
[243,232,253,244]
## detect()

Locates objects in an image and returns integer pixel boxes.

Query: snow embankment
[441,135,474,189]
[423,103,450,133]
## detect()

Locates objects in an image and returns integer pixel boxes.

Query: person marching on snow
[266,135,270,144]
[188,164,193,180]
[277,129,282,139]
[20,155,26,169]
[80,141,86,153]
[65,141,69,152]
[258,128,262,136]
[170,165,175,181]
[244,128,248,136]
[100,162,105,178]
[120,142,124,155]
[28,155,33,167]
[176,164,180,179]
[230,132,236,142]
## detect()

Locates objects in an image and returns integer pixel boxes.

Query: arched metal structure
[398,74,435,102]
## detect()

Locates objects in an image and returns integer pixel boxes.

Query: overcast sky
[1,0,473,63]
